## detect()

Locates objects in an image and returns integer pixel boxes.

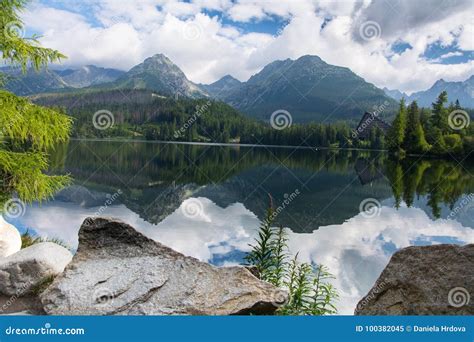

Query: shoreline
[69,138,473,159]
[70,137,389,152]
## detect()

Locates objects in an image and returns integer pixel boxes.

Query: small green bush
[245,206,338,315]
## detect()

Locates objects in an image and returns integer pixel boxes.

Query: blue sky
[19,0,474,93]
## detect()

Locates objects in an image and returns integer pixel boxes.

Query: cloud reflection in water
[13,197,474,314]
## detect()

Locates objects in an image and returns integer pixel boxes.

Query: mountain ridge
[2,65,125,95]
[210,55,397,123]
[384,76,474,108]
[3,53,410,122]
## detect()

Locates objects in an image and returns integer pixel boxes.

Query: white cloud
[227,3,267,22]
[20,0,474,93]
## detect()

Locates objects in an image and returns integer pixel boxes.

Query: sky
[19,0,474,94]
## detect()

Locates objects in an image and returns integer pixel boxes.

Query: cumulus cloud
[351,0,472,42]
[19,0,474,93]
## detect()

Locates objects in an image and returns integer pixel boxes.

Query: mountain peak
[143,53,174,66]
[220,74,240,82]
[296,55,323,63]
[200,74,242,99]
[149,53,170,60]
[114,54,208,98]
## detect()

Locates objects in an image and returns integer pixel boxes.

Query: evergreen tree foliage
[404,101,430,153]
[387,98,407,152]
[431,91,449,134]
[0,0,71,207]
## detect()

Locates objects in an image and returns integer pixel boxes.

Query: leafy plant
[245,203,338,315]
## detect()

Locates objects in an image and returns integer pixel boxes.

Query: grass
[245,205,338,315]
[21,230,72,252]
[30,274,56,296]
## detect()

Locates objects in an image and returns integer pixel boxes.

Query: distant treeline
[37,89,473,156]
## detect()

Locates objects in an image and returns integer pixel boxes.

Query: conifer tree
[430,91,449,134]
[387,98,407,152]
[1,0,71,205]
[404,101,430,154]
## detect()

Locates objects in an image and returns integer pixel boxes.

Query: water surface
[10,140,474,314]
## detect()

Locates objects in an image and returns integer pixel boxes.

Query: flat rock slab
[41,217,284,315]
[0,242,72,296]
[356,244,474,315]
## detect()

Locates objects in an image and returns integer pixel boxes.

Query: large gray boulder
[356,244,473,315]
[0,242,73,296]
[40,217,285,315]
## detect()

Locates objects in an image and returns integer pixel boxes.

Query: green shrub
[245,206,338,315]
[21,230,72,252]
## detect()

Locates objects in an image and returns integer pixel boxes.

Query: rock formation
[0,242,72,296]
[41,217,285,315]
[356,244,473,315]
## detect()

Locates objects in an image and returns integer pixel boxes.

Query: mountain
[3,54,400,123]
[406,76,474,108]
[200,75,242,99]
[214,55,397,123]
[108,54,208,98]
[383,87,408,101]
[2,67,66,95]
[2,65,124,95]
[55,65,125,88]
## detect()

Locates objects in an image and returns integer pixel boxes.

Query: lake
[9,140,474,314]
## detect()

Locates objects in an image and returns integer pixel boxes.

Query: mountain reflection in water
[10,140,474,314]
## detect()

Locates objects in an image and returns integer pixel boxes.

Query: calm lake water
[10,140,474,314]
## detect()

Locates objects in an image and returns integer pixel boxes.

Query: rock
[355,244,474,315]
[0,242,73,296]
[0,216,21,258]
[0,295,44,315]
[41,217,285,315]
